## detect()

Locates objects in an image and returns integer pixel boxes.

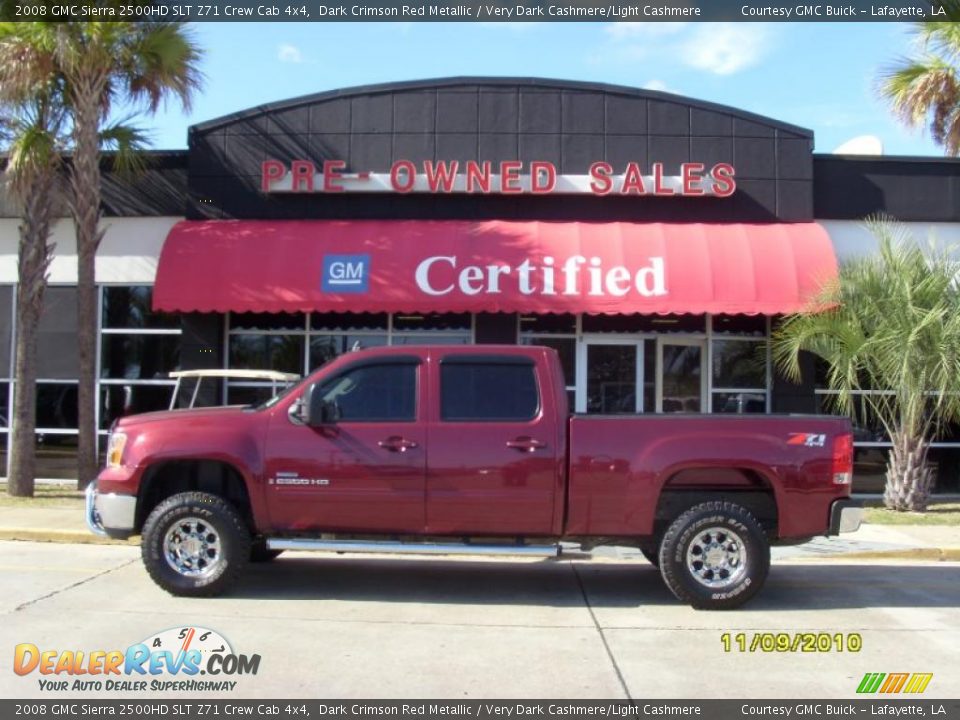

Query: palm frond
[879,11,960,155]
[121,22,204,113]
[99,119,151,177]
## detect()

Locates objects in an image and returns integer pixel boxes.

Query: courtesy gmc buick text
[87,345,862,609]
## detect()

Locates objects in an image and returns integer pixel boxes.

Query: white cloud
[599,22,771,77]
[643,80,670,92]
[277,44,303,64]
[680,24,770,76]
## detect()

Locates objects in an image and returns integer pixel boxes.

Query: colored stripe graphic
[857,673,933,694]
[857,673,885,694]
[904,674,934,694]
[880,673,909,693]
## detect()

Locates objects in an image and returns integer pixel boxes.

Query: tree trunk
[884,431,935,511]
[7,177,55,498]
[68,79,107,489]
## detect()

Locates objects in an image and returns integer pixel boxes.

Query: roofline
[188,75,814,139]
[814,153,960,164]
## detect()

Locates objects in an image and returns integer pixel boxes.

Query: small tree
[0,17,202,486]
[772,220,960,512]
[0,87,67,497]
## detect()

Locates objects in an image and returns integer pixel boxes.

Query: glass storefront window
[102,286,179,330]
[100,335,181,379]
[0,286,11,378]
[391,334,470,346]
[392,313,470,332]
[518,314,576,334]
[309,334,388,370]
[100,384,176,428]
[229,335,305,375]
[0,382,8,428]
[229,312,305,332]
[712,315,767,336]
[35,434,78,480]
[817,392,889,443]
[36,383,78,430]
[712,339,766,389]
[712,391,767,414]
[38,287,80,379]
[310,313,387,331]
[226,385,276,407]
[586,344,637,414]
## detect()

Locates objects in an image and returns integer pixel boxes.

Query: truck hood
[113,405,253,429]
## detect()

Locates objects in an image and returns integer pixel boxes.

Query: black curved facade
[185,77,815,222]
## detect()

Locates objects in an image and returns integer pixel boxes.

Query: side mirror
[304,385,340,426]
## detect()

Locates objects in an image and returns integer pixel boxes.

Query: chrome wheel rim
[163,517,222,578]
[685,526,747,588]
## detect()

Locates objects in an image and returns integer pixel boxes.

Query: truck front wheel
[141,492,250,597]
[658,501,769,610]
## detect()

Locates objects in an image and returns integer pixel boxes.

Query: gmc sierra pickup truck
[87,345,861,609]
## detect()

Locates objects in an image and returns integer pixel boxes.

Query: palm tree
[772,220,960,512]
[0,18,202,485]
[0,86,67,497]
[880,9,960,155]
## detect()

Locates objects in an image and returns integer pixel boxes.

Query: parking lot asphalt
[2,540,958,700]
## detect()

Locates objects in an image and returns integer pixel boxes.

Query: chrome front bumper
[85,482,136,539]
[829,498,864,535]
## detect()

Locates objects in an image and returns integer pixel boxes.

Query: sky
[141,21,945,157]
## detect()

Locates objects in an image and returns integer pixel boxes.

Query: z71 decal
[787,433,826,447]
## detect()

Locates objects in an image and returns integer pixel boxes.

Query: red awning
[153,220,837,315]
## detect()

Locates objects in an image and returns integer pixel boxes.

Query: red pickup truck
[87,345,861,609]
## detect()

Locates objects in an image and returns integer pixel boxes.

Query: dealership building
[2,77,960,491]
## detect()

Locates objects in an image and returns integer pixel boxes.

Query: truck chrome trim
[90,486,137,534]
[266,538,561,557]
[829,499,864,535]
[85,482,108,537]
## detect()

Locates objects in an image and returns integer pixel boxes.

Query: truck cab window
[317,363,416,421]
[441,362,539,421]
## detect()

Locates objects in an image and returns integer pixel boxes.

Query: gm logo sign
[322,255,370,293]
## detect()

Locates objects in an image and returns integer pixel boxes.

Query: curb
[0,529,137,546]
[826,547,960,562]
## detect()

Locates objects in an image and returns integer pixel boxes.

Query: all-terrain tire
[141,491,250,597]
[658,501,769,610]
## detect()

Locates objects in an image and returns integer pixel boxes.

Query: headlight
[106,432,127,469]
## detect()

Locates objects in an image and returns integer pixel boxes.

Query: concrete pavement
[1,541,958,699]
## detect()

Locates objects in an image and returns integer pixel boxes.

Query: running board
[266,538,560,558]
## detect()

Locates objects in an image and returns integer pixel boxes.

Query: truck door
[264,356,426,533]
[426,354,559,535]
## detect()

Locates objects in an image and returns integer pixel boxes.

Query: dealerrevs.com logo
[13,626,260,693]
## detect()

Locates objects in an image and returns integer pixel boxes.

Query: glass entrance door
[576,338,653,414]
[657,339,706,413]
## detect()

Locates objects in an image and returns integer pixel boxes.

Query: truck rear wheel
[141,492,250,597]
[658,501,769,610]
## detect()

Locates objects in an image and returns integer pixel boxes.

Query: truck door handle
[506,436,546,452]
[378,436,418,452]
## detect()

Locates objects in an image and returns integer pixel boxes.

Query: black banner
[4,0,956,22]
[3,700,960,720]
